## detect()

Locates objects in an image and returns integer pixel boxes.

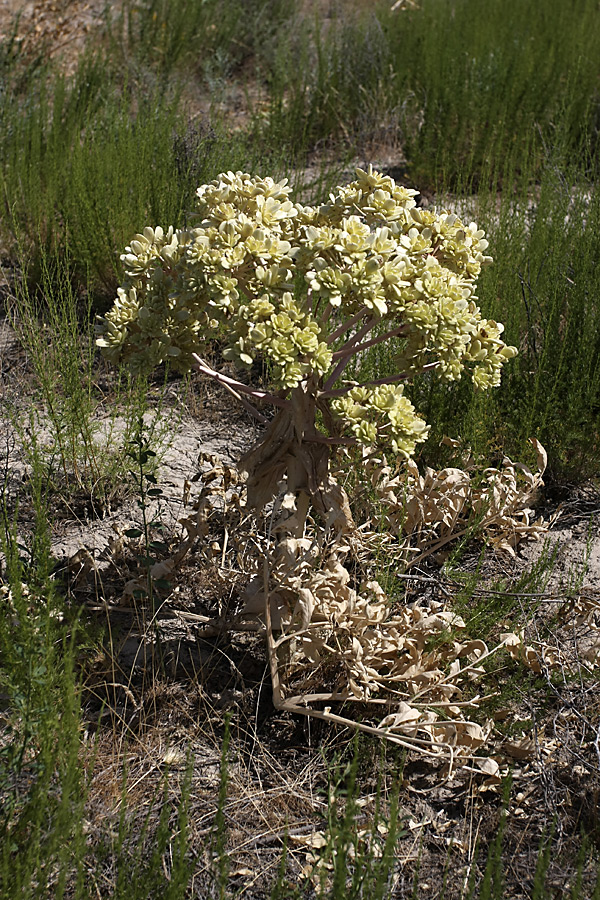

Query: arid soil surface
[0,0,110,73]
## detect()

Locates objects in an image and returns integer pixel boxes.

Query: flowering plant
[97,167,516,531]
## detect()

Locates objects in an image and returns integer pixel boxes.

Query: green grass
[0,56,248,304]
[392,156,600,478]
[0,14,296,306]
[4,246,159,513]
[259,0,600,189]
[111,0,295,80]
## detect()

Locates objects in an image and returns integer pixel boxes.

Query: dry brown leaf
[159,448,563,768]
[365,441,548,560]
[290,832,328,849]
[460,639,488,659]
[379,702,421,735]
[502,737,537,760]
[475,757,501,779]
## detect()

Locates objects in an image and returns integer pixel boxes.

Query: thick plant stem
[238,378,354,535]
[286,383,318,538]
[286,454,311,539]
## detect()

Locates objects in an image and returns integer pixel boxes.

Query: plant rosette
[96,168,524,762]
[97,166,517,534]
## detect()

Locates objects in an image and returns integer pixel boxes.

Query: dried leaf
[289,832,328,849]
[475,757,500,779]
[503,737,536,760]
[380,702,421,734]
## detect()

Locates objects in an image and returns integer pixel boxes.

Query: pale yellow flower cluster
[97,173,301,375]
[96,167,516,450]
[331,384,429,458]
[223,293,332,389]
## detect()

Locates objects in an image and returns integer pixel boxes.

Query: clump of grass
[0,477,193,898]
[259,0,600,189]
[0,479,85,897]
[114,0,295,80]
[381,0,600,190]
[0,53,212,301]
[0,32,286,305]
[101,766,192,900]
[261,9,396,162]
[4,247,154,514]
[482,165,600,477]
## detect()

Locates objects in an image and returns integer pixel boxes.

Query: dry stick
[101,606,264,636]
[281,703,454,758]
[410,695,498,709]
[220,526,229,569]
[191,353,291,411]
[238,820,353,851]
[225,387,269,423]
[265,555,285,709]
[472,587,589,600]
[272,626,339,651]
[283,690,495,709]
[264,489,287,705]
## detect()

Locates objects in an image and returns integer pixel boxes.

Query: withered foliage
[366,437,549,560]
[127,442,600,774]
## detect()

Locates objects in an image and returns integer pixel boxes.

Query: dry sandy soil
[0,0,110,74]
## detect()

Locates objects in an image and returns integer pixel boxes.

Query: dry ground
[0,0,110,74]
